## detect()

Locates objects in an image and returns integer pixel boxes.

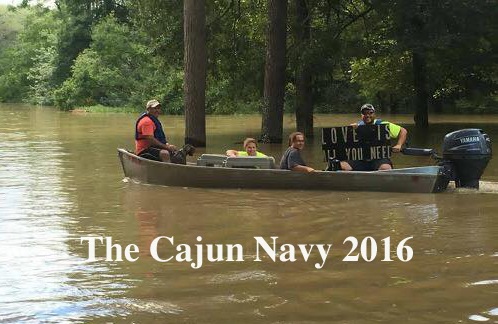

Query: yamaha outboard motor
[441,129,492,189]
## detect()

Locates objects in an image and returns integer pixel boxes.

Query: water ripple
[0,128,131,322]
[468,279,498,286]
[469,314,490,321]
[208,270,277,284]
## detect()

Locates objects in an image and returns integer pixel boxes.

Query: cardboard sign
[321,125,391,161]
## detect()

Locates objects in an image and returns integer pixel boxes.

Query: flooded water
[0,104,497,323]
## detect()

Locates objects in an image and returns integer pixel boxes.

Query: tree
[130,0,183,66]
[396,0,430,127]
[53,0,129,85]
[362,0,498,122]
[293,0,313,137]
[204,0,267,114]
[53,16,159,109]
[0,5,59,103]
[260,0,288,143]
[184,0,207,147]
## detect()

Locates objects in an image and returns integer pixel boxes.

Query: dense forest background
[0,0,496,118]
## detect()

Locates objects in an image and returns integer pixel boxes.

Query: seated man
[280,132,314,172]
[340,103,407,171]
[135,99,177,162]
[226,137,267,157]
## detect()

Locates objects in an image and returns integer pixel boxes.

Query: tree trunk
[430,95,443,114]
[260,0,287,143]
[184,0,207,147]
[294,0,313,138]
[412,49,429,128]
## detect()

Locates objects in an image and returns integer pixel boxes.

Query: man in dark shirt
[340,103,407,171]
[280,132,315,172]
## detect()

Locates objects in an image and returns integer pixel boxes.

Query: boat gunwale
[117,148,441,178]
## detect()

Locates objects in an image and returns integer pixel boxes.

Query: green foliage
[359,0,498,113]
[350,54,413,112]
[132,0,268,114]
[79,104,140,113]
[53,0,130,84]
[454,97,498,114]
[0,0,496,116]
[205,0,267,107]
[206,76,263,114]
[0,5,30,47]
[129,0,183,66]
[157,67,184,115]
[27,46,57,105]
[54,15,160,109]
[0,5,58,103]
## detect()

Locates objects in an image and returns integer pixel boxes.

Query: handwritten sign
[321,125,391,161]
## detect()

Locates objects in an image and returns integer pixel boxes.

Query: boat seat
[225,156,275,169]
[196,154,227,167]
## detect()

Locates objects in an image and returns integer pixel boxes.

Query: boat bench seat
[196,154,227,167]
[225,156,275,169]
[196,154,276,169]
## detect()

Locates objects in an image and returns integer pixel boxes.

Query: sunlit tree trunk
[294,0,313,138]
[184,0,207,147]
[260,0,287,143]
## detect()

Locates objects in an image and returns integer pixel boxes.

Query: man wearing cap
[340,103,408,171]
[135,99,177,162]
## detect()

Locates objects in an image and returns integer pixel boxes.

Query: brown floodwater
[0,104,497,323]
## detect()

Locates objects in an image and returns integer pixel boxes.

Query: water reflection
[1,105,498,323]
[0,126,76,319]
[120,184,453,321]
[0,107,135,322]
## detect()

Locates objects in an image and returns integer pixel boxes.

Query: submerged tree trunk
[294,0,313,138]
[412,49,429,128]
[260,0,287,143]
[184,0,207,147]
[431,96,443,114]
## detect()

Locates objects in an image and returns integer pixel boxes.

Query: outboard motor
[441,129,492,189]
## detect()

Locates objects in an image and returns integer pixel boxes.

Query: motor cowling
[441,129,492,189]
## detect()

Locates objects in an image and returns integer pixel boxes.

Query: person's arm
[142,135,176,151]
[291,165,315,173]
[288,150,314,172]
[226,149,239,157]
[138,118,176,151]
[392,127,407,153]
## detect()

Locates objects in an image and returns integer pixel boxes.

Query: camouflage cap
[146,99,161,109]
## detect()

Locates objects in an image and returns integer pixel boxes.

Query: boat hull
[118,149,447,193]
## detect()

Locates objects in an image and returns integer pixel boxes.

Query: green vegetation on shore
[0,1,496,115]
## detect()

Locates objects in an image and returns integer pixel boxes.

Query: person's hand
[166,144,177,151]
[350,123,358,129]
[392,144,402,153]
[306,167,315,172]
[225,150,238,157]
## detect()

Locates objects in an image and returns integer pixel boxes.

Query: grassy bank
[73,105,142,113]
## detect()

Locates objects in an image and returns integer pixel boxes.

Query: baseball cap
[146,99,161,109]
[360,103,375,113]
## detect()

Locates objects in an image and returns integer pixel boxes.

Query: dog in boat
[170,144,196,164]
